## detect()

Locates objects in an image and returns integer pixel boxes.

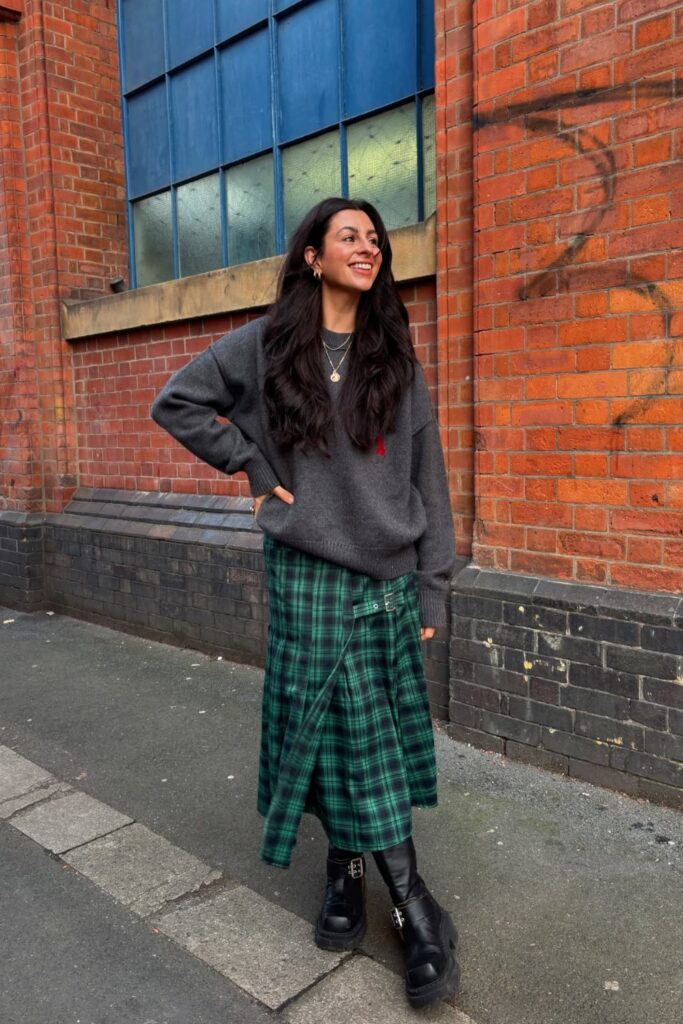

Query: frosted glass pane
[422,93,436,218]
[282,130,341,244]
[347,102,417,229]
[177,174,222,277]
[226,154,276,265]
[133,191,173,286]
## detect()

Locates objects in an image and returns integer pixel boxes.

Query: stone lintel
[61,218,435,341]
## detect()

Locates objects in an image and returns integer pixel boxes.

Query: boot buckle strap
[391,907,405,931]
[347,856,365,879]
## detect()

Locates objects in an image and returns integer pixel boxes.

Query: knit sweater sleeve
[150,324,279,497]
[410,372,456,627]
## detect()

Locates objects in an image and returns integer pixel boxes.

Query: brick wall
[0,17,40,511]
[450,566,683,809]
[69,283,439,497]
[435,0,475,559]
[470,0,683,593]
[24,0,127,301]
[444,0,683,806]
[0,0,126,515]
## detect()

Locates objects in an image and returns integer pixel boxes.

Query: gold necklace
[321,332,353,382]
[322,331,352,352]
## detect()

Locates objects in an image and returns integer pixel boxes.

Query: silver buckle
[347,857,364,880]
[383,591,396,612]
[391,907,405,930]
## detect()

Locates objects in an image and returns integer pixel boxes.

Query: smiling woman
[151,196,458,1009]
[304,210,382,295]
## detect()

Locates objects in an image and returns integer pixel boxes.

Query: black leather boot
[373,837,460,1008]
[315,846,367,951]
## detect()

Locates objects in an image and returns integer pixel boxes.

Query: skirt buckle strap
[352,589,405,620]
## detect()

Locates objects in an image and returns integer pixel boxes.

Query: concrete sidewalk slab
[155,884,347,1009]
[284,956,474,1023]
[0,745,59,814]
[10,789,131,853]
[0,777,71,818]
[63,821,223,917]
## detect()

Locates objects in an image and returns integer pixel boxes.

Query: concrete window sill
[62,217,435,341]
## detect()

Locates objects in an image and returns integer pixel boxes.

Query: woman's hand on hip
[253,485,295,515]
[421,627,436,641]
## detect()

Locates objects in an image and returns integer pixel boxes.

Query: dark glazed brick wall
[0,514,44,611]
[44,527,268,668]
[450,567,683,810]
[42,490,268,668]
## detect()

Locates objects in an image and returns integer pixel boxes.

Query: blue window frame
[118,0,435,287]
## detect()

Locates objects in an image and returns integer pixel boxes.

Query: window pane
[166,0,214,68]
[277,0,339,142]
[121,0,164,92]
[422,93,436,218]
[216,0,268,41]
[420,0,436,89]
[170,57,219,183]
[347,102,417,229]
[226,154,276,265]
[342,0,417,118]
[282,130,341,244]
[126,82,170,198]
[178,174,222,277]
[133,191,173,286]
[220,29,272,164]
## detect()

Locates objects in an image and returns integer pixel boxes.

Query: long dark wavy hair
[263,197,416,454]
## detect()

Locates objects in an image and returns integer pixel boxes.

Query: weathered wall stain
[475,79,682,426]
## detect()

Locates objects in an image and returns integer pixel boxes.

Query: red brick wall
[0,18,40,510]
[26,0,127,300]
[0,0,126,513]
[470,0,683,593]
[70,283,439,496]
[435,0,475,559]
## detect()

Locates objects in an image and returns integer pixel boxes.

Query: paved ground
[0,605,682,1024]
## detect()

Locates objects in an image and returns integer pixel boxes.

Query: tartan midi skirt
[257,536,438,868]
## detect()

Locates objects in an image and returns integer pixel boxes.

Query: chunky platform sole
[314,911,367,951]
[405,911,460,1009]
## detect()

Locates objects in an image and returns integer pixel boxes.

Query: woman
[151,197,459,1008]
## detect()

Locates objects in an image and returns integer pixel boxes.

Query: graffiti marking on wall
[475,79,682,426]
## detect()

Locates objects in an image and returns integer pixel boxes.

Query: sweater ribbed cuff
[419,587,448,628]
[245,458,280,498]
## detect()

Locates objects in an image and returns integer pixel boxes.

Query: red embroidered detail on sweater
[375,434,386,456]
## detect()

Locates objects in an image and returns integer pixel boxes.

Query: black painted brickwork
[0,515,44,611]
[43,524,269,668]
[450,567,683,810]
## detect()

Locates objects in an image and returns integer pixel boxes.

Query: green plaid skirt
[257,536,437,868]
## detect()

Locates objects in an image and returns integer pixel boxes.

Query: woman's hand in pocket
[253,485,295,515]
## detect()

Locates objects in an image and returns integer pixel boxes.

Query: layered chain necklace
[322,330,353,383]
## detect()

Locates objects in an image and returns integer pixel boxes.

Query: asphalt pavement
[1,605,682,1024]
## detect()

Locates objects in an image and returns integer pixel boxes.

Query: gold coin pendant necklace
[322,331,353,383]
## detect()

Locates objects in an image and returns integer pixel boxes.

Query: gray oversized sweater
[151,317,455,625]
